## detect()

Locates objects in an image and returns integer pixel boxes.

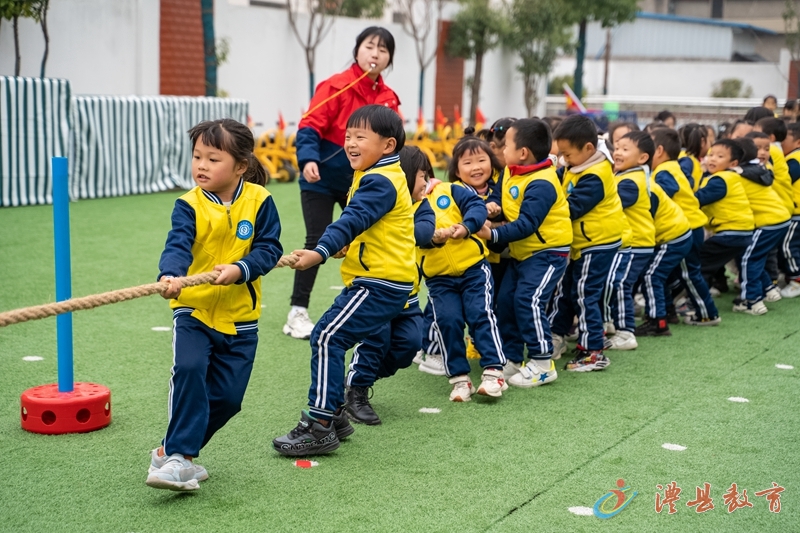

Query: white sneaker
[709,287,721,298]
[449,375,476,402]
[283,308,315,339]
[503,361,523,380]
[148,448,208,481]
[419,353,446,376]
[476,368,508,397]
[764,286,783,302]
[412,350,425,365]
[507,360,558,388]
[604,321,616,335]
[780,280,800,298]
[146,454,201,491]
[552,334,567,360]
[606,330,638,351]
[732,300,768,315]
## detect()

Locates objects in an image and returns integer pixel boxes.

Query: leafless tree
[286,0,346,98]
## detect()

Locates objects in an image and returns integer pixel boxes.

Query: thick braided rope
[0,254,298,328]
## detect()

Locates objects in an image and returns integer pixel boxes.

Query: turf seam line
[481,406,672,532]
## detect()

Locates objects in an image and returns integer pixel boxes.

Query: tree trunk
[201,0,216,96]
[307,50,315,100]
[13,15,20,76]
[40,1,50,78]
[573,18,586,101]
[470,50,484,126]
[418,68,425,114]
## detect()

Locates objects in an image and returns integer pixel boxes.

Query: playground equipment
[3,161,298,433]
[253,116,299,185]
[19,157,112,435]
[407,106,467,171]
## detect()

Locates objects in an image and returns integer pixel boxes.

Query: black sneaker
[684,315,721,326]
[345,386,381,425]
[332,408,355,439]
[666,310,680,325]
[635,317,672,336]
[272,411,340,457]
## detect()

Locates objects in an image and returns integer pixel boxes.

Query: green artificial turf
[0,183,798,532]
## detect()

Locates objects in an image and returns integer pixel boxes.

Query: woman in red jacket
[284,26,402,339]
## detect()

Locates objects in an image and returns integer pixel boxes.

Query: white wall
[215,0,440,132]
[550,51,790,100]
[0,0,159,95]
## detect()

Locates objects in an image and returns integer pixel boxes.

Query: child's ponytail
[244,153,267,186]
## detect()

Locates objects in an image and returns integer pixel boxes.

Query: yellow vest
[419,182,488,277]
[735,171,791,228]
[171,183,270,335]
[615,167,655,249]
[341,160,417,287]
[563,158,625,259]
[502,165,572,260]
[651,180,691,244]
[786,148,800,216]
[698,171,755,233]
[653,160,708,230]
[769,144,795,214]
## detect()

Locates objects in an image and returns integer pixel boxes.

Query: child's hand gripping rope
[0,255,299,327]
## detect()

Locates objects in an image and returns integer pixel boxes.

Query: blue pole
[52,157,73,393]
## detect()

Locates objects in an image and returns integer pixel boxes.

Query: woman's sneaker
[419,353,446,376]
[565,350,610,372]
[283,308,315,339]
[476,368,508,397]
[146,454,201,491]
[606,330,638,350]
[507,360,557,388]
[780,279,800,298]
[272,411,340,456]
[732,299,768,315]
[449,375,476,402]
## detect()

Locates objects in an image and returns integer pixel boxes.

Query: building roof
[637,11,778,35]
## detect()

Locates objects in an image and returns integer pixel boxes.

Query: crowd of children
[145,100,800,490]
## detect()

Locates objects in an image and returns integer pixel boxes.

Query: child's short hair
[541,116,563,132]
[346,105,405,153]
[651,128,681,160]
[744,106,774,123]
[447,135,503,183]
[398,145,432,196]
[655,110,676,124]
[509,118,552,163]
[787,122,800,140]
[678,123,707,159]
[713,139,745,165]
[755,117,787,142]
[745,131,770,141]
[553,115,597,149]
[734,137,758,163]
[488,117,516,147]
[644,122,668,134]
[188,118,267,186]
[621,131,655,166]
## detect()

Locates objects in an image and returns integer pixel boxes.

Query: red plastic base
[20,382,111,434]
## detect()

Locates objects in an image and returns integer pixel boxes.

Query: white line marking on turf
[662,443,687,451]
[419,408,441,414]
[330,285,345,290]
[261,304,266,308]
[776,364,794,370]
[568,506,594,516]
[151,326,172,332]
[22,356,43,362]
[728,397,749,403]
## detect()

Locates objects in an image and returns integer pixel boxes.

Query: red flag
[435,105,448,128]
[563,83,587,113]
[417,108,425,129]
[453,105,462,126]
[278,112,286,131]
[474,107,486,129]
